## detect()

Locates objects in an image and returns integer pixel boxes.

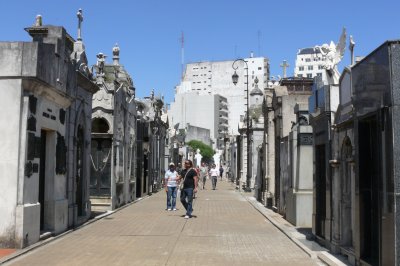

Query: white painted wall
[0,79,23,246]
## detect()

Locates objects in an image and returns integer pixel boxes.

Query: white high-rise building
[294,48,328,84]
[169,92,228,149]
[171,55,269,138]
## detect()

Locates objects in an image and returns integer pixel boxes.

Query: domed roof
[250,76,263,96]
[250,86,263,96]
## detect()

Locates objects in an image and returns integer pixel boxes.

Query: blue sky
[1,0,399,104]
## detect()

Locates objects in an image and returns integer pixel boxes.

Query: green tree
[187,140,214,162]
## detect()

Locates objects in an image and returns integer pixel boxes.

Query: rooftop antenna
[179,31,185,80]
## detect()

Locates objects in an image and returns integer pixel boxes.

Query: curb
[0,194,152,265]
[242,193,348,266]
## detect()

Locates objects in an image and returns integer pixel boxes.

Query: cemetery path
[3,180,330,266]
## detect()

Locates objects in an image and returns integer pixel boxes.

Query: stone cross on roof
[77,8,83,41]
[280,60,290,78]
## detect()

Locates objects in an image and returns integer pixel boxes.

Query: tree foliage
[187,140,214,162]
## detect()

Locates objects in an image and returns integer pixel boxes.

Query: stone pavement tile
[4,180,323,266]
[0,249,16,259]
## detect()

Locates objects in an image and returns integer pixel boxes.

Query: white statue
[314,27,347,84]
[96,53,106,76]
[213,151,221,170]
[194,149,202,167]
[34,15,42,27]
[349,35,355,65]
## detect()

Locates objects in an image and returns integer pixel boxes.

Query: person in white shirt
[209,164,219,190]
[164,162,178,211]
[199,163,208,189]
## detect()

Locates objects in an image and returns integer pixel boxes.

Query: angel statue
[314,27,347,85]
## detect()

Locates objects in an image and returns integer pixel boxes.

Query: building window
[318,65,324,70]
[307,73,312,78]
[298,66,304,71]
[297,74,303,77]
[305,58,311,62]
[308,66,313,70]
[316,73,322,77]
[258,67,262,70]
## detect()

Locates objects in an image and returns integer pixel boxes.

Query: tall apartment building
[294,48,328,84]
[169,92,228,149]
[172,55,269,138]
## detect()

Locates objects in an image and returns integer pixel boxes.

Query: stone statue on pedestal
[314,28,347,85]
[194,149,202,167]
[34,15,42,27]
[213,151,221,170]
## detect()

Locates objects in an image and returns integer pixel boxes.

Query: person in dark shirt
[176,163,182,175]
[219,165,224,181]
[178,159,198,219]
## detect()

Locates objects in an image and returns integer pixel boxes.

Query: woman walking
[209,164,219,190]
[164,162,178,211]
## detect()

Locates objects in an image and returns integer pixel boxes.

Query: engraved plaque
[299,133,313,145]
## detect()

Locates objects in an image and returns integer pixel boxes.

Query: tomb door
[89,138,112,196]
[340,137,353,247]
[75,126,84,216]
[135,141,143,198]
[315,144,326,238]
[143,153,148,194]
[39,130,47,231]
[359,116,379,266]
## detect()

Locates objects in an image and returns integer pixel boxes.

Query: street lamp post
[232,59,251,192]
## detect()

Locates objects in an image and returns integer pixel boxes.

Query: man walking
[219,165,224,181]
[178,159,198,219]
[164,163,178,211]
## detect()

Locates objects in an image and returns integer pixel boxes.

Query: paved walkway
[2,180,334,266]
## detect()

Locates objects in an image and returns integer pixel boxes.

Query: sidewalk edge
[242,193,348,266]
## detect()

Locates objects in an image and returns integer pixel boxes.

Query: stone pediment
[23,78,73,108]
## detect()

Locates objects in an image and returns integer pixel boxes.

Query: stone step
[90,197,111,212]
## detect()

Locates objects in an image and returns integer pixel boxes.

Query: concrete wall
[286,125,313,227]
[186,125,212,146]
[0,79,23,247]
[170,92,225,147]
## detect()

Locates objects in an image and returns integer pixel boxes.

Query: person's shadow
[180,215,197,218]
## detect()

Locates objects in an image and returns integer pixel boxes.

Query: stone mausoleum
[0,14,98,248]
